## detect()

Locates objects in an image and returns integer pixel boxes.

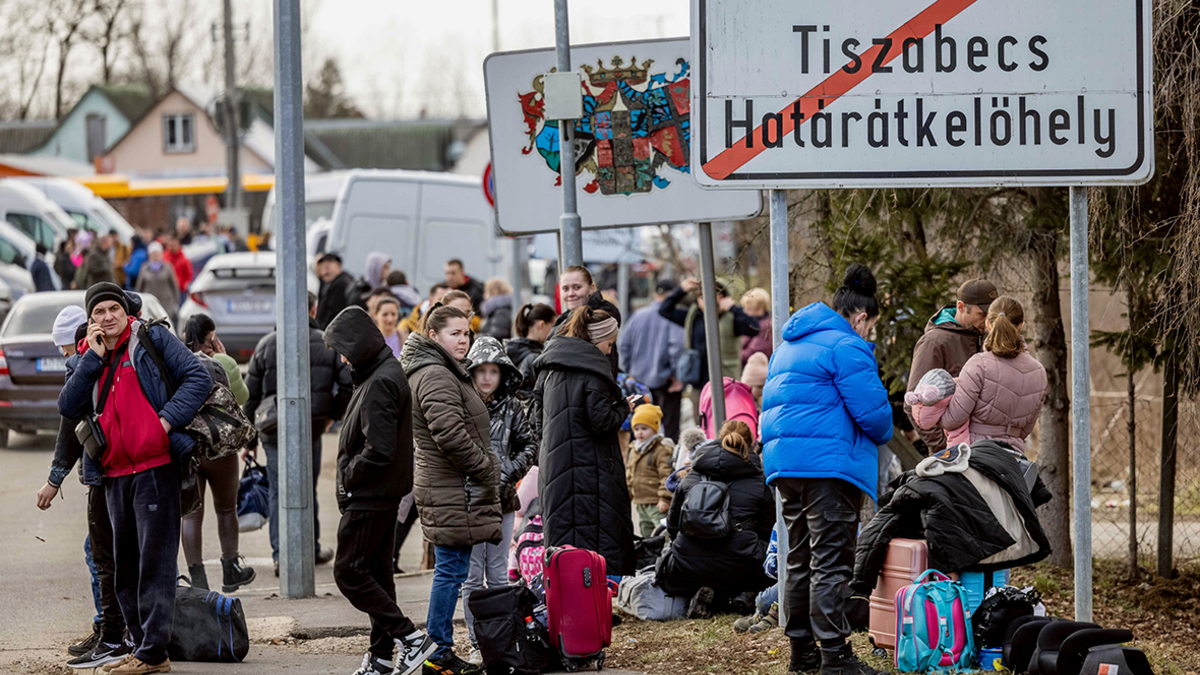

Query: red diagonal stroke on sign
[702,0,981,180]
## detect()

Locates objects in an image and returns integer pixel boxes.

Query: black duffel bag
[467,585,553,675]
[168,577,249,662]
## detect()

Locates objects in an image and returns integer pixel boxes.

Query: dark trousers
[263,423,324,561]
[649,385,682,441]
[776,477,860,646]
[105,463,182,665]
[335,509,418,659]
[88,485,125,643]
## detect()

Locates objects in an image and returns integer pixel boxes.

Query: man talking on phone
[58,282,211,675]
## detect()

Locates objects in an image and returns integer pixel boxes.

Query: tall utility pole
[223,0,241,210]
[553,0,583,269]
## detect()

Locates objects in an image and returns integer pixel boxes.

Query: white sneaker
[393,631,437,675]
[467,646,483,666]
[351,652,393,675]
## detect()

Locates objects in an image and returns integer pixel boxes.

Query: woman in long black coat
[532,306,636,575]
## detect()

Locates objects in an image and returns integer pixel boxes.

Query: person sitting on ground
[461,336,538,666]
[625,404,676,538]
[656,420,775,619]
[479,277,514,340]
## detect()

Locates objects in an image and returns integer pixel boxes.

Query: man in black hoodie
[324,306,437,675]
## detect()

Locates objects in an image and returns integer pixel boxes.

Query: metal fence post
[698,221,725,428]
[1069,186,1092,622]
[554,0,583,268]
[273,0,315,599]
[768,189,789,626]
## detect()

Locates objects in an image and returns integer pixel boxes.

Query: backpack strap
[683,305,698,350]
[136,323,178,399]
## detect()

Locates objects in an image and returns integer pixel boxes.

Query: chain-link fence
[1087,392,1200,565]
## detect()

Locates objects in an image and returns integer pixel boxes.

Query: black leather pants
[776,477,861,645]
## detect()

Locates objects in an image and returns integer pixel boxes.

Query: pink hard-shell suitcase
[868,538,928,652]
[544,545,612,670]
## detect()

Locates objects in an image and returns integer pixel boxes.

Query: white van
[324,170,504,292]
[15,178,135,244]
[0,180,72,253]
[263,170,505,293]
[260,170,351,244]
[0,221,43,296]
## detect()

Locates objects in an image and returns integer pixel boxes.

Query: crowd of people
[31,246,1051,675]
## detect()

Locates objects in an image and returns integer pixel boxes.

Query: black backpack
[973,585,1042,649]
[467,585,554,675]
[679,475,732,538]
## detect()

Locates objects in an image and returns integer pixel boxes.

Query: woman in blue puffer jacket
[761,264,892,675]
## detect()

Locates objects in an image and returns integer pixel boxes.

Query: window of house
[163,113,196,153]
[86,113,107,162]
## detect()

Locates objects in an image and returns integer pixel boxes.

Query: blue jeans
[263,429,323,561]
[85,535,102,624]
[756,581,780,616]
[428,545,472,659]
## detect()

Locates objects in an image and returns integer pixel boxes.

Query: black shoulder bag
[75,343,127,460]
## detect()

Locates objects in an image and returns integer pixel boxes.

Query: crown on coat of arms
[582,56,653,86]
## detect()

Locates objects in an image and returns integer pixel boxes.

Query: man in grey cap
[906,278,999,454]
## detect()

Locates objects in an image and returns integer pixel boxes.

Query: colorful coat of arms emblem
[519,56,691,196]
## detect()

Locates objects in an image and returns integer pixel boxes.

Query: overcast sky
[305,0,691,118]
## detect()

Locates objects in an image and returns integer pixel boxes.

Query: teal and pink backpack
[895,570,975,672]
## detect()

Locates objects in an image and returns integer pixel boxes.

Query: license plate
[37,357,67,372]
[227,300,272,315]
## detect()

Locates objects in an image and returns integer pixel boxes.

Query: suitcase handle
[583,567,592,588]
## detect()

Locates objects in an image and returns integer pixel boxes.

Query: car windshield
[3,299,79,337]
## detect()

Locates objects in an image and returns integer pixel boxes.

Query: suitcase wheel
[563,661,579,673]
[872,647,888,658]
[595,652,605,671]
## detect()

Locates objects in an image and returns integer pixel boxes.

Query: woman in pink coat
[939,296,1047,454]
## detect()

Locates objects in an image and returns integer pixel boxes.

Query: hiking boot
[222,556,256,593]
[316,546,336,565]
[820,643,884,675]
[393,630,437,675]
[351,652,395,675]
[422,652,481,675]
[68,639,131,669]
[109,656,171,674]
[68,625,101,656]
[687,586,714,620]
[788,638,821,675]
[749,602,779,634]
[188,564,209,590]
[733,612,762,633]
[729,591,757,616]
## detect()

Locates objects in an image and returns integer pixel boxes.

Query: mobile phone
[630,394,646,407]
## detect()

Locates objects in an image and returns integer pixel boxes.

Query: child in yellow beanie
[626,404,676,537]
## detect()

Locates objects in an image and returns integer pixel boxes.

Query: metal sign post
[698,221,726,428]
[272,0,315,599]
[768,188,790,626]
[1069,186,1092,621]
[553,0,583,268]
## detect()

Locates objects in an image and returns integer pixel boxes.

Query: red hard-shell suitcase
[544,545,612,670]
[868,538,928,653]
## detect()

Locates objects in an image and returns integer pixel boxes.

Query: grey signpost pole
[698,221,726,428]
[273,0,315,599]
[1069,186,1093,622]
[768,188,790,626]
[554,0,583,268]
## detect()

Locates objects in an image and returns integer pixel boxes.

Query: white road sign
[692,0,1154,188]
[484,38,762,235]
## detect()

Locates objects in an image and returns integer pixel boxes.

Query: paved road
[0,430,436,673]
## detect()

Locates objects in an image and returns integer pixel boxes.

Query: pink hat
[741,352,769,389]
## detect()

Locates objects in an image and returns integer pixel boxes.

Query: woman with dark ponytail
[531,305,637,575]
[936,296,1046,453]
[506,303,556,400]
[761,264,893,675]
[656,420,775,617]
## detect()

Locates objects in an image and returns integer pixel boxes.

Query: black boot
[188,564,209,590]
[820,643,885,675]
[687,586,714,619]
[221,556,256,593]
[789,639,821,675]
